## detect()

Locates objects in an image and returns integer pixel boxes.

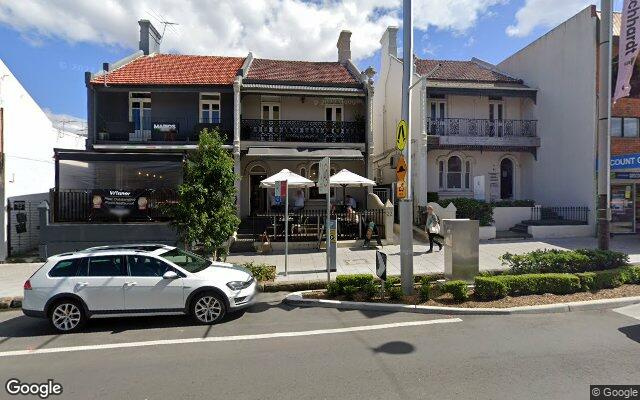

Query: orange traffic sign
[396,179,407,199]
[396,155,407,181]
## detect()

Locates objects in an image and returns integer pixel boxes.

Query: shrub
[336,274,374,291]
[437,198,494,226]
[474,276,508,300]
[243,262,276,282]
[594,269,625,289]
[387,286,404,301]
[574,249,629,271]
[475,273,580,297]
[419,283,431,302]
[575,272,597,292]
[419,275,440,285]
[623,265,640,284]
[501,249,629,275]
[441,280,469,302]
[384,276,401,291]
[427,192,439,203]
[326,282,341,298]
[491,199,536,207]
[362,281,379,301]
[342,285,358,301]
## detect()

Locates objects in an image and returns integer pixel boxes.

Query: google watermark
[591,385,640,399]
[5,379,63,399]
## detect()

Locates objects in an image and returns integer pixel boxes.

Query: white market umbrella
[259,169,313,277]
[260,169,314,188]
[329,169,376,204]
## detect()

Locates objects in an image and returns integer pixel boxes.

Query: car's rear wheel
[191,292,226,324]
[48,299,86,333]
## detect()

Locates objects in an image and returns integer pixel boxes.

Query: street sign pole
[399,0,414,295]
[597,0,612,250]
[319,156,331,283]
[280,181,289,276]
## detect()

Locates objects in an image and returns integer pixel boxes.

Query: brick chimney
[337,30,352,63]
[380,26,398,58]
[138,20,161,55]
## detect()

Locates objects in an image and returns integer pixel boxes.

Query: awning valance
[246,147,363,160]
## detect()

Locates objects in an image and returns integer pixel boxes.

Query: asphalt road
[0,293,638,400]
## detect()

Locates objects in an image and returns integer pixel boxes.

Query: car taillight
[23,280,32,290]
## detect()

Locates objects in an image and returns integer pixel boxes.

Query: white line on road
[0,318,461,358]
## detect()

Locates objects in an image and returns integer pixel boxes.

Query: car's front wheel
[48,299,87,333]
[191,292,226,325]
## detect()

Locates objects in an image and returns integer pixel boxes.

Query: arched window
[439,156,471,190]
[447,156,462,189]
[249,165,266,175]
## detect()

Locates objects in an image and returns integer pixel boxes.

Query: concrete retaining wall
[527,224,594,239]
[493,207,532,230]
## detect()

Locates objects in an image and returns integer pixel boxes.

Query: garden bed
[303,284,640,309]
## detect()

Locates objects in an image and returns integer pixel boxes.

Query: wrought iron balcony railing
[427,118,537,137]
[241,119,366,143]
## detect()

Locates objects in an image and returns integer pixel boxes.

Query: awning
[247,147,363,160]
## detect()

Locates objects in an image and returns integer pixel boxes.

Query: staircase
[230,219,256,253]
[505,222,533,239]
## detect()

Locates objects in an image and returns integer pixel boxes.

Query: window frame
[128,92,152,133]
[261,102,281,120]
[86,255,127,277]
[199,92,221,124]
[439,155,472,191]
[47,258,87,278]
[325,106,343,122]
[125,254,183,278]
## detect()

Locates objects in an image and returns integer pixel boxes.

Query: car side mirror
[163,271,179,279]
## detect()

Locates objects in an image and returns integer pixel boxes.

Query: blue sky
[0,0,622,123]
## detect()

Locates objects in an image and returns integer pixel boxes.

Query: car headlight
[226,279,253,290]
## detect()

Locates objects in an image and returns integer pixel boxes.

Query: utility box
[443,219,479,282]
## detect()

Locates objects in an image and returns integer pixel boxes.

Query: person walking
[425,205,443,253]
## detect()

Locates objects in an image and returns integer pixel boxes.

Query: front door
[500,158,514,200]
[250,174,267,215]
[124,255,184,311]
[79,255,128,311]
[489,101,504,136]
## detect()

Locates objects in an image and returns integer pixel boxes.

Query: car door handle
[77,282,88,287]
[124,282,138,287]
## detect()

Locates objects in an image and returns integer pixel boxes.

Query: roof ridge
[254,58,343,64]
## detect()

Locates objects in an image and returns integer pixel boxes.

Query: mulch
[303,284,640,309]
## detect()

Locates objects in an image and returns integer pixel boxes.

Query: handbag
[429,223,441,235]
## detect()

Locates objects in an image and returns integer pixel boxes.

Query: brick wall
[612,98,640,156]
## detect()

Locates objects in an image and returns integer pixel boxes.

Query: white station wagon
[22,244,257,333]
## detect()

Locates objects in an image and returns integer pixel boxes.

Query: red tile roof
[415,58,521,84]
[90,54,245,86]
[245,58,360,86]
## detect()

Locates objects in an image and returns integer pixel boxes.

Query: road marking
[0,318,461,358]
[614,304,640,320]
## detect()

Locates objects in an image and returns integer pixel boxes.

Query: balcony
[427,117,539,149]
[95,117,234,146]
[241,119,365,143]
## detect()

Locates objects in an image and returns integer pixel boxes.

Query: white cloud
[0,0,503,64]
[506,0,592,37]
[413,0,506,32]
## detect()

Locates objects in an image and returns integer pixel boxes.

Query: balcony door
[129,92,152,141]
[325,106,343,122]
[200,93,221,124]
[489,100,504,137]
[262,103,280,120]
[429,100,446,135]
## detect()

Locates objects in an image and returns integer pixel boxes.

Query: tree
[171,129,239,257]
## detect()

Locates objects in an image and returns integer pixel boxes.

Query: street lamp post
[597,0,612,250]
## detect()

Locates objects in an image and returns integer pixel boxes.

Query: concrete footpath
[2,235,640,299]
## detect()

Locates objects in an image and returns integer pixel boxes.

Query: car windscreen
[159,248,212,273]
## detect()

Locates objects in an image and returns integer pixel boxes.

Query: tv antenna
[146,10,179,45]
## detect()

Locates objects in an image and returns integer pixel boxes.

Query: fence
[246,209,386,243]
[51,189,177,223]
[426,117,537,137]
[530,206,589,225]
[8,198,42,257]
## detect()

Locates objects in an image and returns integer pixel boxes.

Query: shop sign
[612,172,640,179]
[91,189,149,220]
[611,153,640,170]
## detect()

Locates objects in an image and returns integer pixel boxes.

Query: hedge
[441,280,469,301]
[475,266,640,299]
[501,249,629,274]
[437,198,494,226]
[243,262,277,282]
[474,273,581,299]
[335,274,374,291]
